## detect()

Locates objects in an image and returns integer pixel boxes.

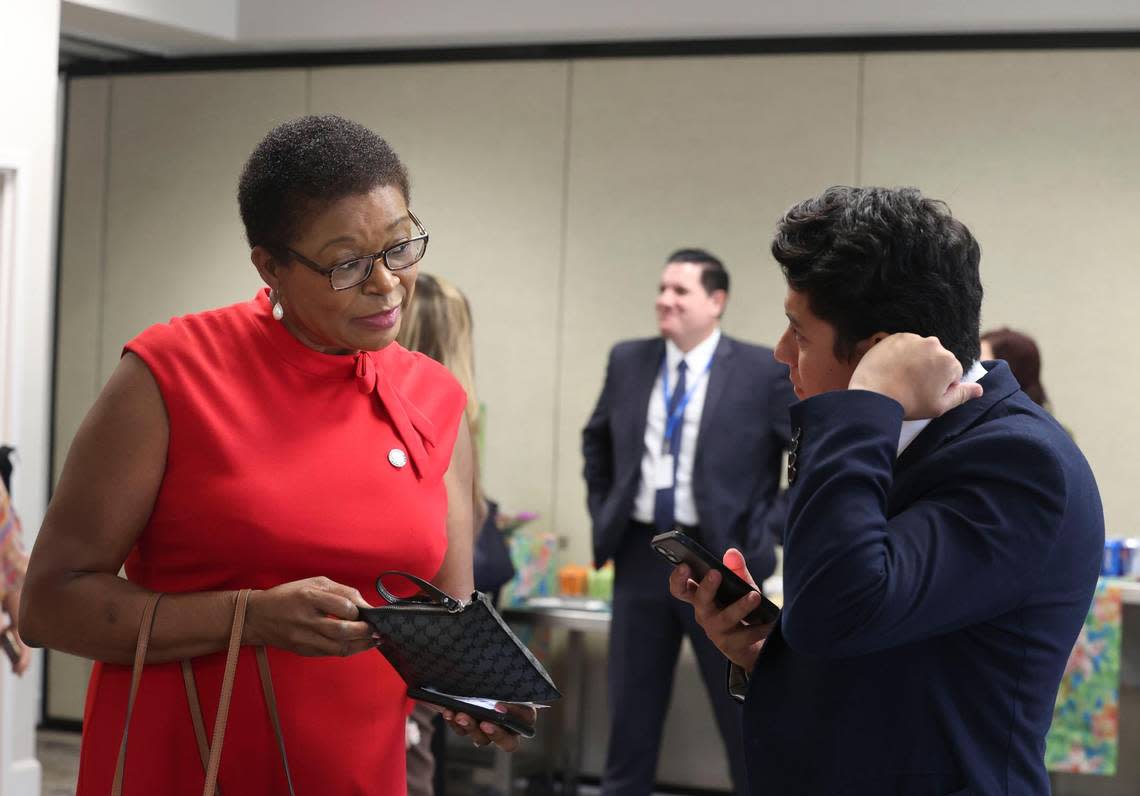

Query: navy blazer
[582,334,795,575]
[742,362,1103,795]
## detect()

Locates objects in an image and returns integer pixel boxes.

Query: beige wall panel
[310,62,570,527]
[55,77,109,484]
[99,70,307,382]
[48,76,110,722]
[860,50,1140,538]
[557,55,860,571]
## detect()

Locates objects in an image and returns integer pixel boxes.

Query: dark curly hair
[771,186,982,371]
[666,247,730,296]
[237,115,410,254]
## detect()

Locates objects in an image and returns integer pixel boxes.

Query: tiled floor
[37,730,80,796]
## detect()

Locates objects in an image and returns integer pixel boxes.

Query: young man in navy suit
[670,187,1103,795]
[582,249,795,795]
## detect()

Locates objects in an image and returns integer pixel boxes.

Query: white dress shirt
[632,328,721,526]
[896,359,987,456]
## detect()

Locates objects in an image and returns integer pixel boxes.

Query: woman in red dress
[21,115,531,794]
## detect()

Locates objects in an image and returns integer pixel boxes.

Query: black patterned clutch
[359,571,561,704]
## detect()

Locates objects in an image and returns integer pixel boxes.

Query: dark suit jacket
[581,334,795,576]
[743,361,1103,795]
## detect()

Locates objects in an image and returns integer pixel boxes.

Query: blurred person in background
[582,248,795,796]
[980,326,1050,410]
[397,271,517,796]
[1,461,31,676]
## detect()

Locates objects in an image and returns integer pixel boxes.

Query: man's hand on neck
[847,333,982,420]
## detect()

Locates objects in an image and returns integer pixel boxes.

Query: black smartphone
[407,685,536,739]
[651,530,781,625]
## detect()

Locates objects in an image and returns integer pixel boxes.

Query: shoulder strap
[180,595,296,796]
[256,646,297,795]
[113,589,296,796]
[111,591,164,796]
[199,588,248,796]
[181,660,216,789]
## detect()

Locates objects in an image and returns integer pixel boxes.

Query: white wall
[60,0,236,56]
[59,0,1140,55]
[237,0,1140,48]
[63,0,236,39]
[0,0,60,793]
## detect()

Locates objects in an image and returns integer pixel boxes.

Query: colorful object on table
[1125,539,1140,578]
[502,531,558,606]
[1102,538,1140,578]
[1102,539,1122,576]
[1045,579,1122,774]
[588,563,614,602]
[558,565,590,597]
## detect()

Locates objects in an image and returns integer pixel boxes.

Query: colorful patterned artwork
[0,483,27,602]
[502,531,559,606]
[1045,579,1122,775]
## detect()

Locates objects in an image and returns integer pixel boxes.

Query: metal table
[497,598,612,796]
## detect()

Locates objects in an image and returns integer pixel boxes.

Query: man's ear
[711,289,728,318]
[250,246,282,290]
[853,331,890,358]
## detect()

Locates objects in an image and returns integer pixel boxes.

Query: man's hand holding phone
[668,548,775,674]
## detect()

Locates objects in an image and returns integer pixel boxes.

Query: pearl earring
[270,290,284,321]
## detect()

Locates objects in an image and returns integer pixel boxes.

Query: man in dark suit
[671,187,1104,795]
[582,248,795,796]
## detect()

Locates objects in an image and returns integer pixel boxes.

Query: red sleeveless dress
[76,289,466,796]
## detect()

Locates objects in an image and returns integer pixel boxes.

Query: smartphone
[651,530,781,625]
[1,629,21,669]
[407,685,536,739]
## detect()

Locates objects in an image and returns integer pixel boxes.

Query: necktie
[653,359,687,531]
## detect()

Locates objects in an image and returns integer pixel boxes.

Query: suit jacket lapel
[695,334,734,468]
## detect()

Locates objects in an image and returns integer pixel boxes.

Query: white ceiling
[61,0,1140,58]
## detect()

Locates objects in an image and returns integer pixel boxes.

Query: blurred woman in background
[980,327,1050,410]
[399,273,487,529]
[398,272,516,796]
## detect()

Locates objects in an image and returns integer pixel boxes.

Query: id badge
[654,454,675,489]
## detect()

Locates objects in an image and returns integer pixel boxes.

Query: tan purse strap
[200,588,251,796]
[256,645,297,796]
[113,589,296,796]
[181,647,294,796]
[111,591,164,796]
[180,660,215,788]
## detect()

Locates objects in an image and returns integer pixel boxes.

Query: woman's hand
[244,576,376,657]
[438,703,537,752]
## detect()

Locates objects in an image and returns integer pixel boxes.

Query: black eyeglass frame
[284,211,428,291]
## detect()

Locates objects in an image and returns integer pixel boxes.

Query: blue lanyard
[661,354,714,447]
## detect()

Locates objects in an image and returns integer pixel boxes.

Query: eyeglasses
[285,211,428,291]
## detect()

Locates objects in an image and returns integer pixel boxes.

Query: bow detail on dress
[354,352,439,480]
